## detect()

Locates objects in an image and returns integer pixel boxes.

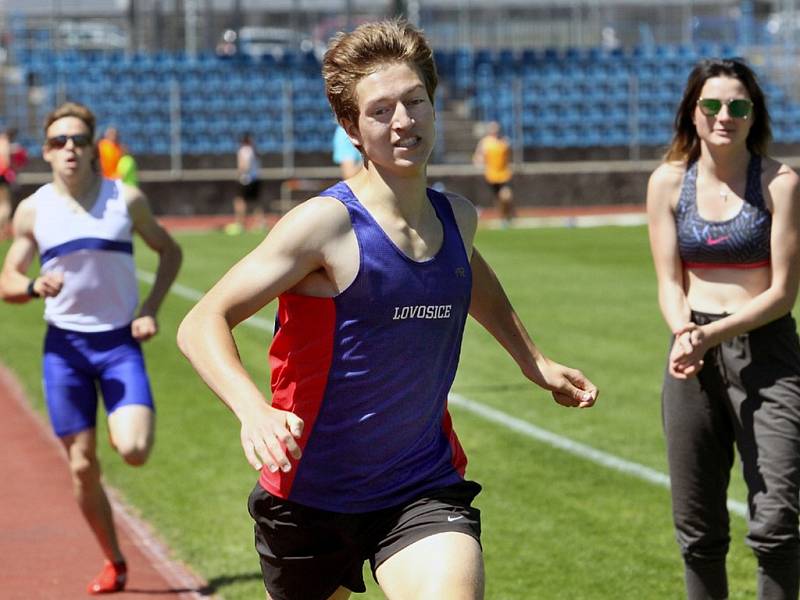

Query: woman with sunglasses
[0,102,182,594]
[647,58,800,599]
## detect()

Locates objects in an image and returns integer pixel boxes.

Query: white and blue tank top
[32,178,138,332]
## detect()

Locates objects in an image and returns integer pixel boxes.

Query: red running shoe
[87,560,127,594]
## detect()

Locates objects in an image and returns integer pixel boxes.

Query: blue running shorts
[42,324,155,437]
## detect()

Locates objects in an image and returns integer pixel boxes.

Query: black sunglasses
[697,98,753,120]
[46,134,93,149]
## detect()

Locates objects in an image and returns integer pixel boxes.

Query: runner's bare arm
[468,248,598,408]
[0,198,63,302]
[126,186,183,340]
[177,196,351,471]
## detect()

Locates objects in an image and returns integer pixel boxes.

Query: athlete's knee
[108,406,154,465]
[116,439,151,466]
[111,430,152,466]
[68,451,101,484]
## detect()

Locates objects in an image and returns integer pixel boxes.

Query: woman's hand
[669,322,707,378]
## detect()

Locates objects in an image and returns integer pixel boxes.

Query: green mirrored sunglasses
[697,98,753,119]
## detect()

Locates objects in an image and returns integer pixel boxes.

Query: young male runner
[0,102,182,594]
[178,19,597,600]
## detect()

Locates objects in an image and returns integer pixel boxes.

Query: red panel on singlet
[442,406,467,476]
[259,294,336,498]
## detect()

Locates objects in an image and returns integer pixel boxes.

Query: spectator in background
[647,58,800,599]
[97,126,122,180]
[117,150,139,188]
[473,120,515,228]
[226,133,264,235]
[332,123,363,179]
[0,127,28,239]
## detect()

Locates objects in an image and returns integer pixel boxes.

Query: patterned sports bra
[675,155,771,269]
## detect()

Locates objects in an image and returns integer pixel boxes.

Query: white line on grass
[493,213,648,230]
[146,270,748,519]
[448,393,748,518]
[137,269,275,331]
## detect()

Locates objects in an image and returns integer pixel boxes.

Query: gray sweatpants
[662,312,800,600]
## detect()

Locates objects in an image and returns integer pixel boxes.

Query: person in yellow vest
[117,151,138,187]
[473,121,515,227]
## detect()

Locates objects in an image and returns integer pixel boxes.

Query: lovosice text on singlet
[675,155,771,270]
[261,182,472,513]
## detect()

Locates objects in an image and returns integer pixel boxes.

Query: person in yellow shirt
[117,152,138,187]
[473,121,515,227]
[97,126,123,179]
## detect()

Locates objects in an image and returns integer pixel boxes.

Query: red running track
[0,362,212,599]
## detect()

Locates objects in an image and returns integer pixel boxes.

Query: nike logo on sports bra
[706,234,730,246]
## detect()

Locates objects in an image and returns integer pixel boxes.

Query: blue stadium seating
[10,39,800,156]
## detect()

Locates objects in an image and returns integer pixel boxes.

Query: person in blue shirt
[332,123,362,179]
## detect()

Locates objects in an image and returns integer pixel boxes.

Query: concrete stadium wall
[14,160,659,216]
[20,152,800,216]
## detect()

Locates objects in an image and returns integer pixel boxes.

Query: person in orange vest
[97,126,123,179]
[473,121,515,227]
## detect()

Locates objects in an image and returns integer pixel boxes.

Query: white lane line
[137,269,275,331]
[489,213,648,230]
[148,271,748,519]
[448,393,747,518]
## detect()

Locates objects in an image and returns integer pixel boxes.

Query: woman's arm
[646,163,703,378]
[468,248,598,408]
[646,164,692,333]
[682,162,800,358]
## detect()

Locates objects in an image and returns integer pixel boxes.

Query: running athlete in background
[647,58,800,600]
[178,19,597,600]
[0,102,182,594]
[473,120,515,227]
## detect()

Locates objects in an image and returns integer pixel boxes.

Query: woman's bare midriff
[685,266,771,314]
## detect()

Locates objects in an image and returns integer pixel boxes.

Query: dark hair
[322,18,438,127]
[665,58,771,163]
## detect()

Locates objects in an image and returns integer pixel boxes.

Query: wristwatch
[26,278,40,298]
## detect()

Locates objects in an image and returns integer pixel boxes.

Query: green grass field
[0,225,764,599]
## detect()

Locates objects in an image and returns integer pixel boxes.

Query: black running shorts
[247,479,482,600]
